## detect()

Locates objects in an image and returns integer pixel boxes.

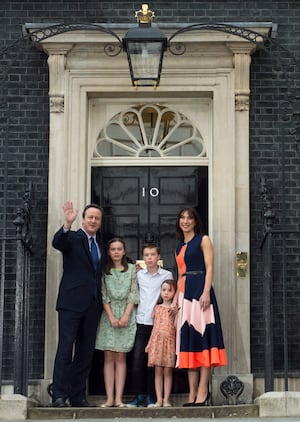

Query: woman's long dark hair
[175,207,203,242]
[105,237,128,274]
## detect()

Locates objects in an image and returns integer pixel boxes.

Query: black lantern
[122,4,168,88]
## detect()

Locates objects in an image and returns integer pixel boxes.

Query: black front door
[91,166,208,273]
[89,165,208,395]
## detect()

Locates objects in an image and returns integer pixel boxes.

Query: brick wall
[0,0,299,381]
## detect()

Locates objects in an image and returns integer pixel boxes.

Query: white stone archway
[28,22,273,404]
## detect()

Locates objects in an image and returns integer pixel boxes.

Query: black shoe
[182,401,195,407]
[47,383,53,398]
[193,392,210,407]
[70,399,96,407]
[51,398,68,407]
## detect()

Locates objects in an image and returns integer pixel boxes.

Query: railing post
[13,208,26,395]
[0,238,5,393]
[260,177,275,392]
[12,184,33,397]
[263,211,274,392]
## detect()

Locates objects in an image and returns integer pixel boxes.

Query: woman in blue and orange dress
[172,207,227,407]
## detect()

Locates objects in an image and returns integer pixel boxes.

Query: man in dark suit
[50,201,106,407]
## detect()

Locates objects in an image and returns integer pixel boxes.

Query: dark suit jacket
[52,227,106,312]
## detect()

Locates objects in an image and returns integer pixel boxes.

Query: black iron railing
[260,177,300,392]
[0,185,33,395]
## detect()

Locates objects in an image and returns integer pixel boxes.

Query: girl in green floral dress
[95,238,139,407]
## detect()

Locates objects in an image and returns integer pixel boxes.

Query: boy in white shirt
[126,243,173,407]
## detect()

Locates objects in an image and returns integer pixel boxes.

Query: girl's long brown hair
[105,237,128,275]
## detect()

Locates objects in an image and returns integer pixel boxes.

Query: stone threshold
[6,391,300,419]
[28,404,259,419]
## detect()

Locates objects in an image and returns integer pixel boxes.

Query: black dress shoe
[70,399,96,407]
[51,398,68,407]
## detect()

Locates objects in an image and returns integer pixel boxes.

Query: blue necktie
[90,237,99,271]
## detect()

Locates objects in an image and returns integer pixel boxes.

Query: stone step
[28,403,259,419]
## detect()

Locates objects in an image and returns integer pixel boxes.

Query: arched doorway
[88,103,209,394]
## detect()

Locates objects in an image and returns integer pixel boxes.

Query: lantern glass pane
[127,41,163,79]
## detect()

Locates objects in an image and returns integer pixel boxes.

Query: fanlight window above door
[94,104,207,158]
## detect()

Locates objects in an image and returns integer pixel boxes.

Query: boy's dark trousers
[129,323,155,401]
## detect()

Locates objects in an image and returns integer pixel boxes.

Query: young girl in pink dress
[145,279,177,407]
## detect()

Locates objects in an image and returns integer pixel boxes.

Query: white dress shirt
[136,267,173,325]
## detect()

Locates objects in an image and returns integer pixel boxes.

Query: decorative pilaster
[217,43,257,397]
[227,43,255,111]
[47,54,66,113]
[44,44,73,113]
[42,44,73,394]
[233,51,251,111]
